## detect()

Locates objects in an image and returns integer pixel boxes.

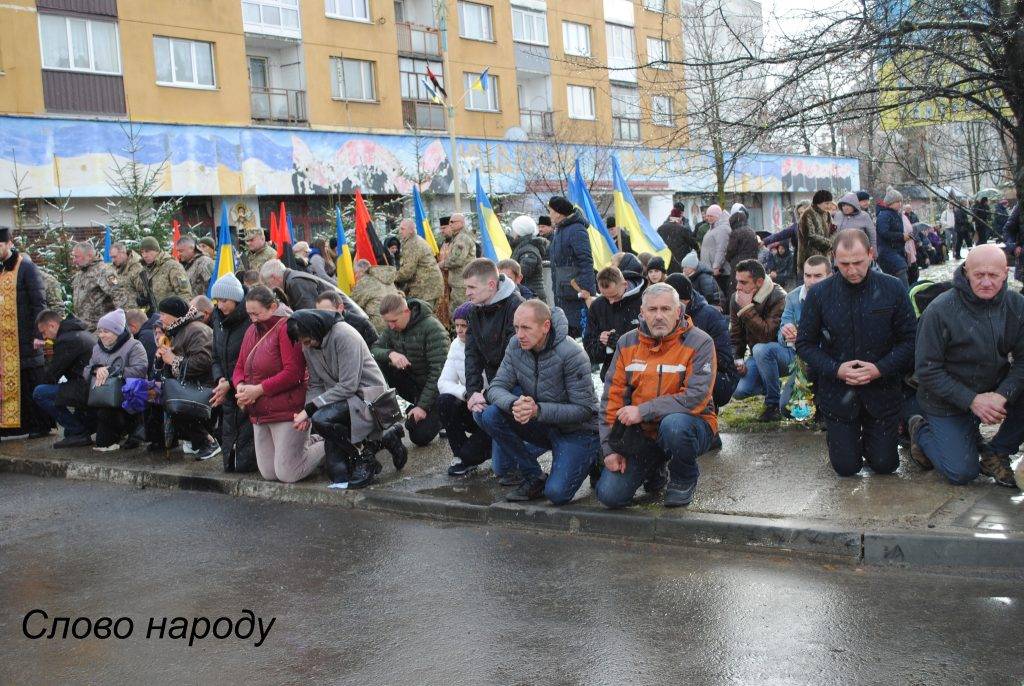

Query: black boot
[382,424,408,471]
[349,447,382,489]
[324,441,354,485]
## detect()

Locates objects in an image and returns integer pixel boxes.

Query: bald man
[910,244,1024,488]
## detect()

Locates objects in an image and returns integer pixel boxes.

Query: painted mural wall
[0,116,860,199]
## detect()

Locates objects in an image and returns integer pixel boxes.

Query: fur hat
[605,216,616,228]
[511,215,538,238]
[538,215,552,227]
[811,190,834,206]
[647,256,667,273]
[855,190,871,202]
[158,296,189,318]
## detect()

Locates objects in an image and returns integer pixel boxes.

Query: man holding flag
[395,218,443,309]
[439,213,476,316]
[547,196,596,338]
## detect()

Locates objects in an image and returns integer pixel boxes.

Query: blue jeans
[478,404,597,505]
[596,413,714,509]
[915,400,1024,485]
[733,342,794,408]
[32,384,91,436]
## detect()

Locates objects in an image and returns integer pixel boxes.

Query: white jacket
[437,338,468,399]
[940,208,956,230]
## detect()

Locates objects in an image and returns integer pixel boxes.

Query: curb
[4,454,1022,570]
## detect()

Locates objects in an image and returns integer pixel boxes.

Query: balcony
[396,22,441,57]
[251,87,307,125]
[613,116,641,142]
[520,109,553,138]
[402,100,447,131]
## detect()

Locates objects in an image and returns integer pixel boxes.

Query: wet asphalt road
[0,475,1021,685]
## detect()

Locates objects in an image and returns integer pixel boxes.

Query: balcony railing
[402,99,447,131]
[396,22,441,56]
[613,116,641,142]
[520,109,554,138]
[251,87,307,125]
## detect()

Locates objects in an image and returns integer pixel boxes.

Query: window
[651,95,675,126]
[331,57,376,101]
[644,0,666,11]
[464,71,499,111]
[512,7,547,45]
[611,84,640,140]
[39,14,121,74]
[567,84,595,120]
[458,2,493,41]
[243,0,300,30]
[562,21,591,57]
[153,37,215,88]
[399,57,443,100]
[606,24,637,81]
[646,37,669,69]
[326,0,370,21]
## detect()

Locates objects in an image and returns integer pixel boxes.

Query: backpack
[908,280,953,318]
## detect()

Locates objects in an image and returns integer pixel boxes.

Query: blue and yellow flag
[474,170,511,262]
[335,205,355,294]
[611,155,671,263]
[567,159,618,270]
[470,68,490,92]
[102,225,112,263]
[412,185,439,255]
[207,203,236,298]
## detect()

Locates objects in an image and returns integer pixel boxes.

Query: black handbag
[162,359,214,420]
[366,388,402,432]
[87,359,125,409]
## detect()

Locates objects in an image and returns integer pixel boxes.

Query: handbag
[87,359,125,409]
[365,388,401,433]
[163,359,214,420]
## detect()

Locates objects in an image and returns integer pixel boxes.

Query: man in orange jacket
[595,283,718,509]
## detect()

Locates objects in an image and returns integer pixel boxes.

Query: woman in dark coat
[209,274,255,472]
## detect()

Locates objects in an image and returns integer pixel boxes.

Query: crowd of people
[0,185,1021,507]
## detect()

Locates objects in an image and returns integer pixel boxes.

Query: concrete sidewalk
[2,425,1022,571]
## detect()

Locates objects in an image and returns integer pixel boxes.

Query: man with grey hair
[876,188,911,286]
[71,241,130,331]
[439,212,476,315]
[177,235,214,297]
[261,258,370,318]
[395,217,443,308]
[595,283,718,509]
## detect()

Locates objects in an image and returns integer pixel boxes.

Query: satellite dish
[504,127,529,141]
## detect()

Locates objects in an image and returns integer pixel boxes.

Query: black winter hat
[158,297,189,318]
[538,215,552,227]
[439,216,451,227]
[666,273,693,301]
[647,256,667,273]
[811,190,834,206]
[547,196,574,216]
[855,190,871,202]
[605,216,616,229]
[0,227,11,243]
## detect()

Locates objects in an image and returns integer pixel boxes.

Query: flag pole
[437,0,461,212]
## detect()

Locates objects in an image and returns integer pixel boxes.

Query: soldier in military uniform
[177,235,215,297]
[37,266,64,316]
[438,212,477,316]
[70,241,130,331]
[244,229,277,274]
[198,236,217,261]
[110,241,146,307]
[139,236,193,312]
[352,258,403,331]
[395,218,443,309]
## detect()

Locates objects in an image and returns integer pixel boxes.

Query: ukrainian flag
[412,185,440,255]
[470,68,490,92]
[335,205,356,294]
[207,203,236,298]
[611,155,672,263]
[474,169,511,262]
[568,159,618,269]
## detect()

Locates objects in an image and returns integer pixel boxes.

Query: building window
[651,95,675,127]
[326,0,370,22]
[647,37,669,69]
[458,2,494,41]
[153,37,215,88]
[464,71,499,111]
[606,24,637,80]
[331,57,376,101]
[567,84,595,120]
[38,14,121,74]
[611,84,641,140]
[511,7,547,45]
[644,0,666,11]
[243,0,300,30]
[562,21,591,57]
[399,57,443,100]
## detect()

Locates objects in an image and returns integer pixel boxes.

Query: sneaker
[350,454,383,489]
[447,461,477,477]
[92,443,119,452]
[757,405,782,422]
[505,476,546,502]
[181,441,197,455]
[195,443,222,461]
[382,425,408,471]
[979,451,1019,488]
[54,434,93,449]
[664,481,698,508]
[907,415,933,470]
[497,471,523,487]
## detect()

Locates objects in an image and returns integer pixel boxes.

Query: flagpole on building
[437,0,461,212]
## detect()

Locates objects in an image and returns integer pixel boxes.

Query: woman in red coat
[233,286,324,483]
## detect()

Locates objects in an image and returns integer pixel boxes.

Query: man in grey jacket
[909,245,1024,488]
[477,300,599,504]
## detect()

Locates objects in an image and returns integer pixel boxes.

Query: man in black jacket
[32,310,97,447]
[209,273,256,472]
[260,259,368,318]
[547,196,595,338]
[909,245,1023,488]
[657,209,696,272]
[954,203,974,258]
[584,266,643,380]
[796,230,917,477]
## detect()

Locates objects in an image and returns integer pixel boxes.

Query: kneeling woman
[87,309,149,450]
[234,286,324,483]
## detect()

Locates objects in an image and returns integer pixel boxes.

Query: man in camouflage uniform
[177,235,215,297]
[110,241,146,307]
[32,264,64,316]
[351,258,402,331]
[245,229,277,274]
[395,218,443,309]
[438,212,477,316]
[139,236,192,312]
[70,242,130,331]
